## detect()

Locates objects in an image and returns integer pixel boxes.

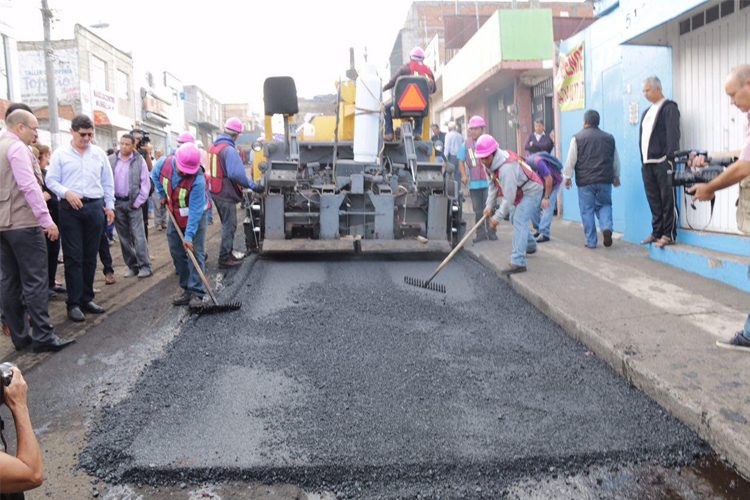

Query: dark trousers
[59,199,105,308]
[0,227,56,346]
[99,230,114,276]
[142,202,149,240]
[47,233,60,289]
[214,197,238,262]
[642,161,677,240]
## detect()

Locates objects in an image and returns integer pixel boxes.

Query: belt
[80,197,103,204]
[115,196,130,202]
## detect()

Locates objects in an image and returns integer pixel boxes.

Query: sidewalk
[0,220,223,370]
[464,217,750,480]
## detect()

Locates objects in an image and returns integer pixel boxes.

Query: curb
[465,247,750,480]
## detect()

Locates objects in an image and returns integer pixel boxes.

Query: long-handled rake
[404,214,488,293]
[165,208,241,315]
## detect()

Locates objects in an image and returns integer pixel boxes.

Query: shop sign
[555,42,585,112]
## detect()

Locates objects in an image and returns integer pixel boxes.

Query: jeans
[167,213,207,297]
[469,188,492,238]
[213,197,238,262]
[206,193,214,224]
[60,199,105,308]
[383,105,424,138]
[115,200,152,272]
[0,227,56,346]
[577,183,613,248]
[531,183,562,239]
[510,192,542,266]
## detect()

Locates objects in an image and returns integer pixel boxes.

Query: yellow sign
[555,42,585,112]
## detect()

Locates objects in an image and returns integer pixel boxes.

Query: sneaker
[533,231,541,239]
[137,268,153,279]
[172,290,191,306]
[536,235,550,243]
[124,269,137,278]
[188,295,205,308]
[716,332,750,353]
[603,229,613,248]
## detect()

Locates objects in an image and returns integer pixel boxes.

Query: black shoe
[473,233,488,243]
[488,232,498,241]
[603,229,613,247]
[502,264,527,275]
[82,301,105,314]
[33,336,76,353]
[533,231,540,239]
[68,306,85,322]
[536,235,550,243]
[14,337,32,351]
[218,255,243,269]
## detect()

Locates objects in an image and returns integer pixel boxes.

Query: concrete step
[649,242,750,293]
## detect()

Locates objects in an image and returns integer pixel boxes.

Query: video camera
[670,149,736,187]
[0,362,16,403]
[131,128,151,149]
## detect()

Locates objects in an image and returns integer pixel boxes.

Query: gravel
[81,254,707,498]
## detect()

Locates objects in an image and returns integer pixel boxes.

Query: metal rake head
[189,302,242,315]
[403,276,446,294]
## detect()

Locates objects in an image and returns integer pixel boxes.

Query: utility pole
[41,0,59,149]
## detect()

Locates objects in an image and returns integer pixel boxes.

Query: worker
[383,47,436,142]
[207,118,260,268]
[152,143,208,308]
[477,135,544,275]
[458,115,495,242]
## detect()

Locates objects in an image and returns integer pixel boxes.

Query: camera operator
[131,129,154,240]
[688,64,750,353]
[0,366,44,495]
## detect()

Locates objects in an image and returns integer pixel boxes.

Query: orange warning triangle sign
[397,83,427,112]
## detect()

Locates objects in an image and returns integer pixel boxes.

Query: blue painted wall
[559,7,672,245]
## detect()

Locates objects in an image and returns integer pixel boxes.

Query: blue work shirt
[46,143,115,210]
[457,142,489,190]
[152,156,207,243]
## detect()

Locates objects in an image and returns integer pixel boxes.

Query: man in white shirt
[639,76,681,248]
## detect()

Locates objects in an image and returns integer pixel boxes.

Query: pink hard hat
[409,47,425,61]
[467,115,486,129]
[175,143,201,175]
[177,131,195,144]
[474,134,499,159]
[224,117,244,134]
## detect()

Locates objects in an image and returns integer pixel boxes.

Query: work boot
[218,254,243,269]
[188,295,205,308]
[501,264,527,275]
[172,290,191,306]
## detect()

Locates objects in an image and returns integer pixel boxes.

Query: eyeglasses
[76,131,94,137]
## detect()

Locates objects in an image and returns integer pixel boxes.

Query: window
[91,55,108,91]
[115,70,129,100]
[705,5,719,24]
[691,12,705,30]
[721,0,735,17]
[741,0,750,10]
[679,19,691,35]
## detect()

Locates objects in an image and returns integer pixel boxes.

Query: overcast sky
[5,0,582,111]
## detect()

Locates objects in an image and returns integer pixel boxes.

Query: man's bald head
[5,109,35,128]
[726,64,750,113]
[5,110,39,145]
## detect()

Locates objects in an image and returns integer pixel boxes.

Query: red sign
[397,83,427,112]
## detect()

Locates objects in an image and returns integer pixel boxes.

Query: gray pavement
[464,217,750,481]
[82,253,707,498]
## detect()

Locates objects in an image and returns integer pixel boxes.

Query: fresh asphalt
[80,254,708,498]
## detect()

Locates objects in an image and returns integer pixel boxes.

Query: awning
[93,110,111,126]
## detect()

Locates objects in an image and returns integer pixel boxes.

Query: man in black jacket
[639,76,680,248]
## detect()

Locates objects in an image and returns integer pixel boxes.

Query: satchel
[736,177,750,234]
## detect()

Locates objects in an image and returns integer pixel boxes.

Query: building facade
[184,85,222,146]
[134,67,185,155]
[557,0,750,291]
[17,24,136,151]
[0,7,22,120]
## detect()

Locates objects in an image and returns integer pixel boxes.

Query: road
[3,253,749,499]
